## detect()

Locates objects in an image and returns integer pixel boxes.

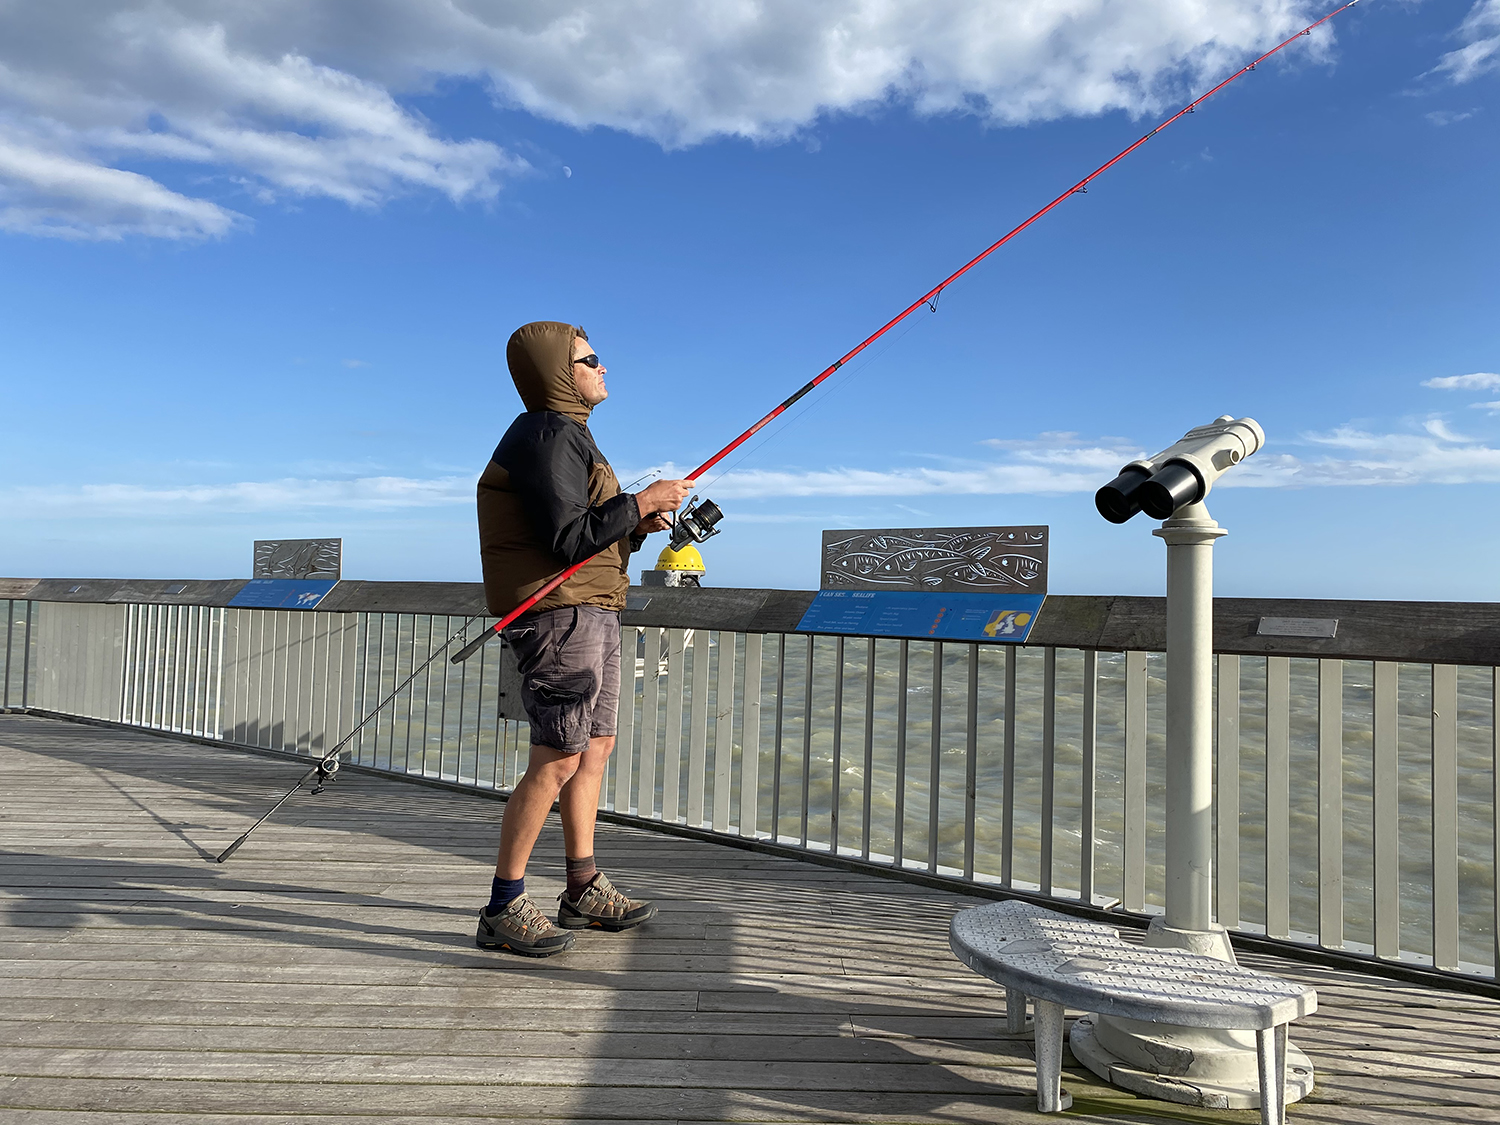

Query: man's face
[572,336,607,406]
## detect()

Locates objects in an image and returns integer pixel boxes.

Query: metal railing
[4,595,1496,981]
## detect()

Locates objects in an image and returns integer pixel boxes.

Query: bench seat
[949,899,1316,1124]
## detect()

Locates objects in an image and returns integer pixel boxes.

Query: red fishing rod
[446,0,1361,665]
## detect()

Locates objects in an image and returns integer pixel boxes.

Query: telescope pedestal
[1072,503,1314,1111]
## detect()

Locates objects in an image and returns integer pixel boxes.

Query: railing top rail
[8,577,1500,664]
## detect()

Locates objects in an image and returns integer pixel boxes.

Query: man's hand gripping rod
[215,614,483,862]
[449,0,1362,668]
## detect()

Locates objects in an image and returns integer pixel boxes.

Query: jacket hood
[507,320,592,424]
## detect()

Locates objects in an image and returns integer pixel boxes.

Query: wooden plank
[0,1077,1047,1122]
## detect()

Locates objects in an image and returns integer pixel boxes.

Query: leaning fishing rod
[214,614,482,862]
[450,0,1362,667]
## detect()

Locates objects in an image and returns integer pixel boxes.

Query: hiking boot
[475,892,575,957]
[557,872,657,932]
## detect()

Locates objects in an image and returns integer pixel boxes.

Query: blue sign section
[796,590,1045,644]
[228,579,338,610]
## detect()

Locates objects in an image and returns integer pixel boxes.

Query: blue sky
[1,0,1496,600]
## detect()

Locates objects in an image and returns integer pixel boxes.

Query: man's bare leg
[551,733,655,928]
[559,735,615,860]
[494,745,581,880]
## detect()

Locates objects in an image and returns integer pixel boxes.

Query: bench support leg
[1255,1024,1287,1125]
[1033,1000,1072,1112]
[1006,988,1027,1033]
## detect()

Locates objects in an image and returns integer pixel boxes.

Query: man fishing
[474,320,693,956]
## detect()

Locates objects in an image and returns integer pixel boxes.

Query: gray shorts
[503,605,622,755]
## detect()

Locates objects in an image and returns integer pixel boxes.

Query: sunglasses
[573,353,602,368]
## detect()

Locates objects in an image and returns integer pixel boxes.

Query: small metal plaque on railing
[1256,616,1338,639]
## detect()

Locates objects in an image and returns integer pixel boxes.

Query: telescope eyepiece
[1136,462,1204,520]
[1095,466,1153,524]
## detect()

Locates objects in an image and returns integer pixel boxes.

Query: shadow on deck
[1,713,1495,1124]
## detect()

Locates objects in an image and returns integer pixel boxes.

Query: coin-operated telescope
[1095,416,1265,523]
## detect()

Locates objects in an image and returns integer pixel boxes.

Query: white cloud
[0,0,1338,240]
[0,132,240,240]
[11,418,1500,521]
[0,7,524,240]
[0,475,471,518]
[1423,372,1500,390]
[1436,0,1500,83]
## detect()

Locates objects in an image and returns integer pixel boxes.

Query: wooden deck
[2,713,1497,1124]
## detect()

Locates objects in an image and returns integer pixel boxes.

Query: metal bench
[949,899,1316,1125]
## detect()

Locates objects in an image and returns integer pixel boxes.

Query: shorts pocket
[523,669,598,754]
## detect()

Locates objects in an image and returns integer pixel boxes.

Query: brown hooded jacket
[476,321,641,618]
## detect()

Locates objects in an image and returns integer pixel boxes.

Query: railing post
[928,641,942,873]
[20,600,31,710]
[687,631,710,827]
[771,634,786,842]
[1040,646,1056,895]
[963,643,978,881]
[739,633,763,839]
[662,628,687,823]
[894,638,909,869]
[1001,646,1016,886]
[1081,650,1098,905]
[638,626,662,818]
[1123,650,1147,912]
[801,633,814,848]
[1373,660,1400,959]
[1266,655,1291,939]
[712,631,735,832]
[1216,654,1241,930]
[1317,658,1343,950]
[614,625,636,812]
[3,600,12,708]
[862,637,876,862]
[831,635,845,855]
[1432,663,1459,971]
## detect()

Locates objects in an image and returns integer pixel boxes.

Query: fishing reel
[310,756,340,795]
[669,495,724,551]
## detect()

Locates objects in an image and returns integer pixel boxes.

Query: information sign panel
[798,524,1047,644]
[797,589,1044,643]
[228,579,337,610]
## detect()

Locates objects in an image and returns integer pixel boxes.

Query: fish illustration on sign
[822,526,1047,593]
